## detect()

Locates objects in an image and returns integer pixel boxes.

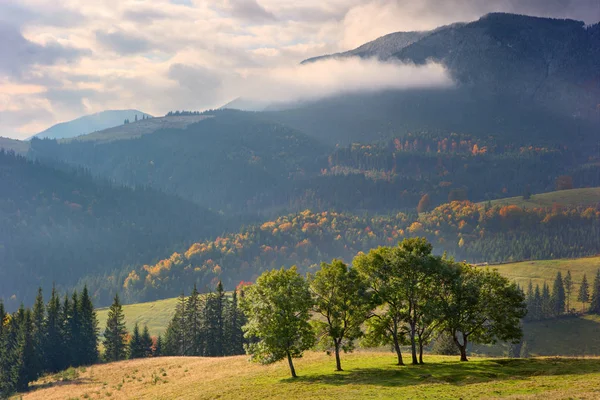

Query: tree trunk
[393,334,404,366]
[334,340,343,371]
[286,351,297,378]
[410,323,418,365]
[418,340,424,364]
[453,333,469,362]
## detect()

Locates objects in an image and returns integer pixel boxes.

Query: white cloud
[0,0,597,139]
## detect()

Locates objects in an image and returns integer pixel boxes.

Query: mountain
[0,136,29,154]
[30,110,329,214]
[30,109,153,140]
[0,150,222,310]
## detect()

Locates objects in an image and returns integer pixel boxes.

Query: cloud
[95,29,153,55]
[226,0,277,23]
[0,23,89,78]
[232,58,453,104]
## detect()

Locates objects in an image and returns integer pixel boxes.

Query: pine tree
[103,294,128,362]
[45,286,64,372]
[128,323,144,359]
[176,292,187,355]
[0,300,15,397]
[17,308,36,391]
[541,283,552,319]
[551,272,565,317]
[205,282,226,356]
[564,271,573,313]
[224,289,245,356]
[154,335,163,357]
[79,285,99,365]
[141,325,153,357]
[578,274,590,313]
[1,310,22,396]
[68,291,83,367]
[31,288,46,379]
[185,285,204,356]
[163,292,187,356]
[60,294,73,369]
[589,270,600,314]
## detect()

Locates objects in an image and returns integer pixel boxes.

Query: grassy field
[19,352,600,399]
[97,297,179,337]
[482,187,600,209]
[493,256,600,308]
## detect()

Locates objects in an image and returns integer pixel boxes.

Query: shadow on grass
[281,358,600,387]
[28,377,95,391]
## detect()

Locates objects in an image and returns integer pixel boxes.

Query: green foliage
[590,270,600,314]
[309,259,371,371]
[578,274,590,312]
[103,294,128,362]
[241,267,315,377]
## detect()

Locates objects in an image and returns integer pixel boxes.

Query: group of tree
[242,237,526,377]
[161,282,246,357]
[0,286,98,397]
[166,110,201,116]
[524,269,600,320]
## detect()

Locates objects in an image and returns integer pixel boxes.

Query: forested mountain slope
[0,150,221,310]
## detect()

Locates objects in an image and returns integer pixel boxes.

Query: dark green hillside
[0,150,221,310]
[31,110,329,214]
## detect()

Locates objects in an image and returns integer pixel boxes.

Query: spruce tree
[31,288,46,379]
[45,286,64,372]
[79,285,99,365]
[1,310,22,396]
[224,289,245,356]
[103,294,128,362]
[551,272,565,317]
[68,291,83,367]
[541,282,552,319]
[60,294,73,369]
[154,335,163,357]
[564,271,573,313]
[128,322,143,359]
[205,282,226,356]
[578,274,590,313]
[17,308,36,391]
[533,284,542,320]
[589,270,600,314]
[185,285,204,356]
[141,325,153,357]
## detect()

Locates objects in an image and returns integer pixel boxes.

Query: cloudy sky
[1,0,598,139]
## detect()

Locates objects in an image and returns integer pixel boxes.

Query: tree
[141,325,153,357]
[31,288,46,380]
[154,335,163,357]
[555,175,573,190]
[578,274,590,313]
[44,286,64,372]
[541,283,552,319]
[185,285,204,356]
[564,271,573,313]
[438,263,526,361]
[309,259,371,371]
[417,194,431,213]
[68,291,83,367]
[590,270,600,314]
[103,294,128,362]
[241,266,315,378]
[16,309,36,391]
[354,247,407,366]
[163,292,187,356]
[205,282,226,356]
[224,289,245,356]
[128,323,144,359]
[551,272,565,317]
[79,285,99,365]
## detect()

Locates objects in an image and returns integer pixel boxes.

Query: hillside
[21,353,600,399]
[483,187,600,209]
[30,110,152,140]
[0,136,29,154]
[0,150,222,310]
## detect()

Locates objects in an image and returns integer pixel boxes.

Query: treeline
[166,110,202,116]
[116,204,600,302]
[0,287,98,396]
[524,270,600,321]
[242,238,526,377]
[0,149,222,309]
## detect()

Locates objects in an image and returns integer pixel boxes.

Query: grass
[481,187,600,209]
[19,352,600,399]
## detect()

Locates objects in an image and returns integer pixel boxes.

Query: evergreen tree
[154,335,163,357]
[564,271,573,313]
[578,274,590,313]
[533,284,542,320]
[45,286,64,372]
[103,294,128,362]
[31,288,46,379]
[68,291,83,367]
[128,323,144,359]
[1,310,22,396]
[141,325,153,357]
[224,289,245,356]
[205,282,226,356]
[541,282,552,319]
[589,270,600,314]
[185,285,204,356]
[551,272,565,317]
[16,309,36,391]
[60,294,73,369]
[0,301,15,397]
[163,293,187,356]
[79,285,99,365]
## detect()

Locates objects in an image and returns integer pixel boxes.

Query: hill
[0,136,29,154]
[20,353,600,399]
[483,187,600,209]
[0,150,222,310]
[30,110,152,140]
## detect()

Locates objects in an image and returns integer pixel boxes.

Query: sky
[0,0,599,139]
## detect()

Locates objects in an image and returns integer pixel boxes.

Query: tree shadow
[28,377,95,391]
[280,358,600,387]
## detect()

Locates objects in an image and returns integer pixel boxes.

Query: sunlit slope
[481,187,600,209]
[20,353,600,400]
[97,297,179,337]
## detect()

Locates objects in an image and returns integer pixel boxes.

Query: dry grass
[18,352,600,400]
